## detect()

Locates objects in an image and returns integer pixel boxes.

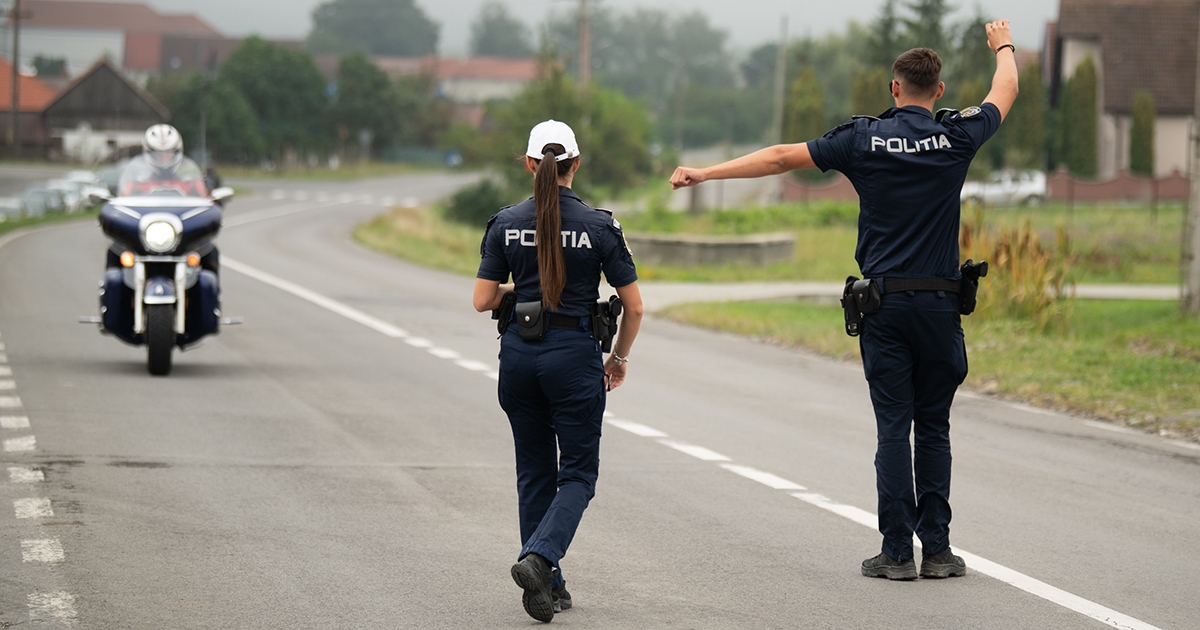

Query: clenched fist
[670,166,706,190]
[986,20,1013,52]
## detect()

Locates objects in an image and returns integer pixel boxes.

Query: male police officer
[670,21,1019,580]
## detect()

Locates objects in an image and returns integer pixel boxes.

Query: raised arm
[670,143,817,189]
[983,20,1019,121]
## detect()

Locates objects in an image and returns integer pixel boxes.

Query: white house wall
[1156,116,1191,177]
[439,78,525,104]
[0,27,125,77]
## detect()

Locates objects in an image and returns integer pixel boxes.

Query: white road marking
[2,415,31,429]
[403,337,433,348]
[380,196,396,206]
[720,464,807,490]
[338,193,355,203]
[1083,420,1139,435]
[0,395,22,408]
[28,591,78,624]
[0,380,15,390]
[1169,440,1200,452]
[428,347,461,360]
[358,194,375,204]
[657,439,731,462]
[223,258,410,339]
[791,491,880,529]
[22,539,64,563]
[0,365,11,375]
[0,353,7,363]
[455,359,492,372]
[270,189,286,200]
[293,191,309,201]
[607,419,669,438]
[4,435,36,452]
[485,371,500,381]
[14,497,52,518]
[0,342,6,351]
[223,200,345,228]
[8,466,44,483]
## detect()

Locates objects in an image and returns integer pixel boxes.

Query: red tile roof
[0,58,60,112]
[24,0,220,36]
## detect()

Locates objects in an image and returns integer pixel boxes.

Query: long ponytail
[533,144,575,310]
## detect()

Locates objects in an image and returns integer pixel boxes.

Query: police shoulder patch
[961,106,982,118]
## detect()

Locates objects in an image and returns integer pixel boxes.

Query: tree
[1003,61,1045,169]
[852,66,894,116]
[1130,91,1155,177]
[309,0,438,57]
[866,0,905,69]
[220,37,331,158]
[784,65,826,144]
[903,0,952,52]
[170,74,265,162]
[32,55,66,78]
[950,10,994,87]
[1063,56,1098,177]
[333,52,403,153]
[470,2,533,58]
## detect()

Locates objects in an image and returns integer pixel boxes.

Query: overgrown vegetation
[661,298,1200,441]
[354,205,485,277]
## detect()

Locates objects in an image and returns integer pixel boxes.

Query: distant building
[42,59,169,162]
[317,55,540,127]
[0,0,228,81]
[0,57,59,153]
[1051,0,1198,178]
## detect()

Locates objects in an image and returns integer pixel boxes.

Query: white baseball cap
[526,120,580,162]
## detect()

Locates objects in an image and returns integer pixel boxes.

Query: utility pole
[8,0,21,155]
[769,15,788,146]
[577,0,591,89]
[1186,12,1200,314]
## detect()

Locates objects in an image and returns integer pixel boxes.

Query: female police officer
[473,120,643,623]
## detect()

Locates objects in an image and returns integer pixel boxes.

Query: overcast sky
[122,0,1056,55]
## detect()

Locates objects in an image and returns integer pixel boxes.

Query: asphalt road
[2,172,1198,629]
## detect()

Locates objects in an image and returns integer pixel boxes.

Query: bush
[445,179,516,226]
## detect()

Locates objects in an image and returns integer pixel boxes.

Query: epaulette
[851,115,880,122]
[594,207,613,216]
[935,108,959,123]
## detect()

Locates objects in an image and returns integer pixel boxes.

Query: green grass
[220,161,450,182]
[354,205,484,276]
[661,299,1200,440]
[0,208,99,237]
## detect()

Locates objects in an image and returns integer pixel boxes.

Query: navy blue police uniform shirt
[477,186,638,318]
[807,103,1002,280]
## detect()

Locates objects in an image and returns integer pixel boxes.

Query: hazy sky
[123,0,1056,54]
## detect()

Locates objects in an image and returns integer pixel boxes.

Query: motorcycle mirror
[211,187,235,205]
[87,190,113,206]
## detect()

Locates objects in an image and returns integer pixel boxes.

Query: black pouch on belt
[514,301,548,342]
[492,291,518,336]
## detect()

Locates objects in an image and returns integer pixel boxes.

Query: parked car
[0,197,22,221]
[47,179,85,213]
[21,187,66,217]
[960,170,1047,206]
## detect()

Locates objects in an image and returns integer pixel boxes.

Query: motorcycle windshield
[118,157,209,199]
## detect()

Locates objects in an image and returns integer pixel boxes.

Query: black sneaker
[861,552,918,580]
[511,554,555,622]
[920,548,967,578]
[552,583,572,613]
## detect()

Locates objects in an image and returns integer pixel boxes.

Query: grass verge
[0,208,99,238]
[354,205,484,276]
[221,162,446,182]
[661,299,1200,441]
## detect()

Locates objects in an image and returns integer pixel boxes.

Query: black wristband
[995,44,1015,54]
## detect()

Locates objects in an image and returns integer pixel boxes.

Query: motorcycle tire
[146,304,174,376]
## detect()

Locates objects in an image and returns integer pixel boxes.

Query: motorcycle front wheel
[146,304,174,376]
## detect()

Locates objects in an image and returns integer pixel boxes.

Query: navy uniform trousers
[859,290,968,562]
[498,325,605,588]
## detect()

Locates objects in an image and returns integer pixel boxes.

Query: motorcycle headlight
[143,221,178,253]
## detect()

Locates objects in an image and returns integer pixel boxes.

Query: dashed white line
[0,396,18,408]
[455,359,492,372]
[404,337,433,348]
[8,466,44,483]
[657,439,732,462]
[0,353,8,363]
[720,464,807,490]
[380,196,396,206]
[428,348,461,360]
[2,415,31,429]
[269,189,286,200]
[4,435,36,452]
[485,371,501,381]
[22,539,64,563]
[14,497,53,519]
[0,365,11,376]
[606,418,669,438]
[0,342,6,351]
[28,591,78,624]
[0,380,15,390]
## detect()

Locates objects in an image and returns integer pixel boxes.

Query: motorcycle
[83,185,238,375]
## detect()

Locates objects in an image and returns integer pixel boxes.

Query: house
[0,57,59,154]
[1051,0,1198,178]
[0,0,226,81]
[41,59,169,162]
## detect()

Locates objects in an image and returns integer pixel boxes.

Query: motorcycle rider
[108,125,220,275]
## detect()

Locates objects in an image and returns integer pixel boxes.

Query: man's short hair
[892,48,942,98]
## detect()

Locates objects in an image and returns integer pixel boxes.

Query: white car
[960,170,1047,206]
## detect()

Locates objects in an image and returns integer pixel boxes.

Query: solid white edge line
[223,258,409,339]
[28,591,78,624]
[14,497,53,518]
[4,435,35,452]
[8,466,44,483]
[606,418,668,438]
[1,415,31,429]
[21,539,64,563]
[657,439,731,462]
[720,464,807,490]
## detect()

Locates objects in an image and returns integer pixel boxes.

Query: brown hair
[892,48,942,98]
[533,143,576,310]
